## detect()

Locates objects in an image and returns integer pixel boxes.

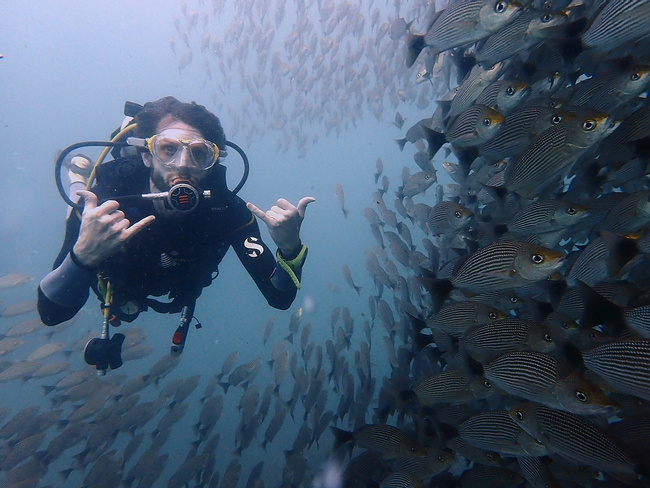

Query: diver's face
[141,116,211,192]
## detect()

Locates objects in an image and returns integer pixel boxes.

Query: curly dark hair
[131,96,227,150]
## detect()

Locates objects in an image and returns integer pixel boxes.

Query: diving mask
[127,135,220,170]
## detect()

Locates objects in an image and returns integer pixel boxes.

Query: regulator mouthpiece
[141,183,211,212]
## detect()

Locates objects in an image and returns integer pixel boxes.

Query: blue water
[0,1,433,485]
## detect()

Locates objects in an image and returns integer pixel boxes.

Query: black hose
[55,141,128,209]
[225,140,249,195]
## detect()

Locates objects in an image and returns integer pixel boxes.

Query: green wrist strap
[276,244,308,289]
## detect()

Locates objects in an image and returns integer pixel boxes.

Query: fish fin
[396,137,408,151]
[417,276,453,313]
[577,281,625,334]
[423,126,446,161]
[599,230,640,277]
[405,34,426,68]
[330,427,355,458]
[454,147,479,177]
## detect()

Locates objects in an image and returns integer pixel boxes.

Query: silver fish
[449,241,565,292]
[405,0,522,67]
[510,402,637,474]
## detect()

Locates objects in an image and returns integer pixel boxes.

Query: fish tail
[577,281,625,332]
[600,231,640,277]
[417,276,453,313]
[423,126,446,161]
[330,427,355,457]
[342,208,349,219]
[405,34,426,68]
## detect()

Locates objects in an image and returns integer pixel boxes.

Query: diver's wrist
[279,241,302,260]
[70,246,99,271]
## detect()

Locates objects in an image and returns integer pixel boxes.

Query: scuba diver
[38,96,315,373]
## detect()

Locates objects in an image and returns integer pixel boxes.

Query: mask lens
[189,141,212,167]
[151,136,218,169]
[155,137,183,163]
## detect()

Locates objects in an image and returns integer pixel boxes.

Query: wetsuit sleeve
[229,213,303,310]
[37,211,95,325]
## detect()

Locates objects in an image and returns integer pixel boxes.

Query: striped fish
[445,104,505,147]
[458,409,547,456]
[413,368,496,405]
[581,0,650,52]
[379,471,425,488]
[331,424,427,459]
[475,80,531,116]
[517,456,561,488]
[595,190,650,235]
[582,339,650,401]
[623,304,650,337]
[446,436,504,467]
[510,402,638,474]
[427,301,507,337]
[450,241,565,292]
[460,464,524,488]
[390,446,455,478]
[551,370,614,415]
[507,200,589,235]
[478,103,569,161]
[427,201,473,235]
[484,351,558,405]
[447,62,508,119]
[463,319,555,362]
[503,112,616,197]
[405,0,522,67]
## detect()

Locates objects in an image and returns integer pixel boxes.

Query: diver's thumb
[76,190,98,211]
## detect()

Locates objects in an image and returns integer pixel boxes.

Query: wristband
[276,244,308,289]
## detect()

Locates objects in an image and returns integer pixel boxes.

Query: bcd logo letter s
[244,237,264,257]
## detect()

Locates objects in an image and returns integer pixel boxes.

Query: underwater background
[2,0,650,487]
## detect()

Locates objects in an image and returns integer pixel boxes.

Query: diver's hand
[72,190,156,269]
[247,197,315,256]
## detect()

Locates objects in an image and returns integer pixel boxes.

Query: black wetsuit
[38,157,299,325]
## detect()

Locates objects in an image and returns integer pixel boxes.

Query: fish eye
[544,333,553,342]
[531,253,545,264]
[438,455,446,462]
[549,100,558,108]
[516,410,524,420]
[582,119,596,131]
[551,115,563,124]
[495,1,507,12]
[489,312,498,319]
[576,390,588,402]
[506,86,515,95]
[455,211,462,218]
[484,117,492,126]
[566,207,576,215]
[484,380,492,388]
[410,447,417,452]
[486,453,494,460]
[541,13,552,22]
[510,297,518,303]
[561,321,569,329]
[631,71,641,81]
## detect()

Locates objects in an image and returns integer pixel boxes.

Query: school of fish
[2,0,650,486]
